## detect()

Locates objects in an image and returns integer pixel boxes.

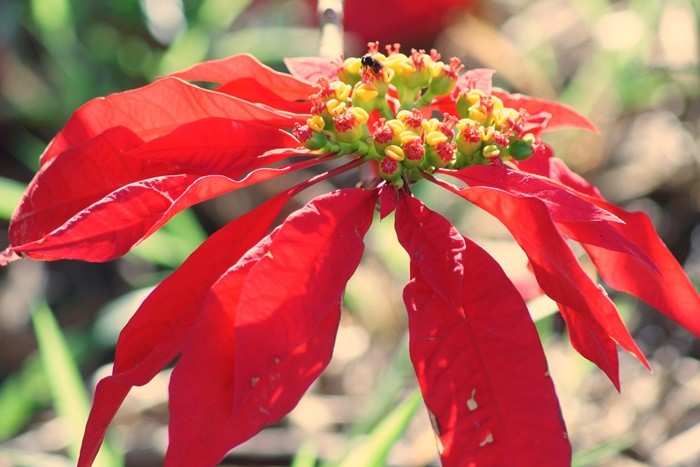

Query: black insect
[361,54,384,74]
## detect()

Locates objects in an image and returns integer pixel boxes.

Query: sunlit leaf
[41,77,306,165]
[166,188,377,465]
[8,120,313,262]
[404,236,570,466]
[78,190,298,467]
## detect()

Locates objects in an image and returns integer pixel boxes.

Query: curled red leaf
[9,119,315,262]
[519,154,700,338]
[41,77,307,166]
[171,53,316,101]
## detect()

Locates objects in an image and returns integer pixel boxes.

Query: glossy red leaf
[448,164,655,270]
[521,156,700,337]
[215,78,312,114]
[492,90,598,133]
[581,205,700,337]
[9,118,315,262]
[41,77,307,165]
[516,147,604,198]
[395,194,465,309]
[283,56,340,83]
[378,184,398,219]
[557,303,619,386]
[170,53,316,101]
[434,180,650,388]
[166,188,377,465]
[404,239,570,466]
[78,189,296,467]
[450,164,621,224]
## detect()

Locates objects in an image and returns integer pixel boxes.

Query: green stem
[375,99,395,120]
[415,90,437,109]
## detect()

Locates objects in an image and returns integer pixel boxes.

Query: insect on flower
[360,53,384,73]
[1,41,698,467]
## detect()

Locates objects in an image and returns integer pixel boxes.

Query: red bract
[2,47,698,467]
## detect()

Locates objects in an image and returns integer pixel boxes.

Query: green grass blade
[0,355,50,441]
[347,334,413,438]
[31,302,122,466]
[572,435,634,466]
[291,439,319,467]
[0,177,26,220]
[336,389,423,467]
[128,208,207,268]
[161,207,207,245]
[0,447,74,467]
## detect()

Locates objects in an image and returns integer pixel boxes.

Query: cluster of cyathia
[292,43,538,185]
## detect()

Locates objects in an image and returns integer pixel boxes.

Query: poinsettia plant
[2,42,699,466]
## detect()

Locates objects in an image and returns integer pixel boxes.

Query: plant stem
[317,0,344,57]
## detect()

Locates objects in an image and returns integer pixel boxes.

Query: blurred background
[0,0,699,465]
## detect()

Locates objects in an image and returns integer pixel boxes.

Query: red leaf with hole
[41,77,307,165]
[8,119,316,262]
[165,188,377,466]
[403,234,569,466]
[77,188,296,467]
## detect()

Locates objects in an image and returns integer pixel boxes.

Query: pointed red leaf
[170,53,316,101]
[450,164,622,224]
[519,156,700,337]
[565,195,700,337]
[557,303,619,384]
[434,179,650,387]
[395,194,465,308]
[580,206,700,337]
[215,78,312,114]
[9,119,319,262]
[78,190,295,467]
[41,77,306,165]
[165,188,377,465]
[448,164,656,270]
[378,184,398,219]
[283,56,341,83]
[404,238,570,466]
[516,148,604,198]
[492,90,598,133]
